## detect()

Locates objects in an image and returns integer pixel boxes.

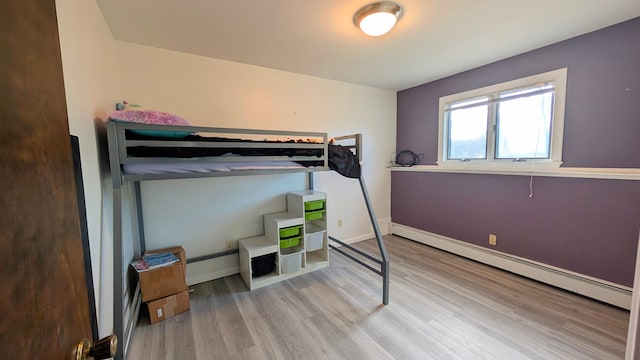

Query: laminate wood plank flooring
[128,235,629,359]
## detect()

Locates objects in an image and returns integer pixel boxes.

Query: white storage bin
[306,232,324,252]
[279,251,303,274]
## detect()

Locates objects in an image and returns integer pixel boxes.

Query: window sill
[388,164,640,181]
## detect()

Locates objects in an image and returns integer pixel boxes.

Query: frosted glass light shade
[354,2,403,37]
[359,12,398,36]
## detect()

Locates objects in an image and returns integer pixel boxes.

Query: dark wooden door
[0,0,94,358]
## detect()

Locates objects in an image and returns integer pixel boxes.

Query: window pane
[500,84,554,101]
[447,104,488,160]
[450,96,487,109]
[496,92,553,159]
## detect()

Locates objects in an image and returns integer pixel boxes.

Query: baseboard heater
[390,223,632,310]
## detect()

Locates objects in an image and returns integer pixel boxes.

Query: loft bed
[106,120,389,359]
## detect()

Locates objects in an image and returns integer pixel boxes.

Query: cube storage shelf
[288,191,329,267]
[239,191,328,290]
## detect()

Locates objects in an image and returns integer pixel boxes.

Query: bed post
[308,171,314,191]
[358,175,390,305]
[107,121,125,360]
[111,187,124,360]
[133,181,146,254]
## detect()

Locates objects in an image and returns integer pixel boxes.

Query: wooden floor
[128,235,630,359]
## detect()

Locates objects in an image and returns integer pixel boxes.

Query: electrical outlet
[226,240,233,250]
[488,234,497,246]
[337,219,343,227]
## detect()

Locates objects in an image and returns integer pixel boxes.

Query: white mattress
[123,161,305,175]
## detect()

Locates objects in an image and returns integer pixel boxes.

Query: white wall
[115,42,396,284]
[55,0,120,337]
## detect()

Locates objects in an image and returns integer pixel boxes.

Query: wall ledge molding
[390,223,632,309]
[389,165,640,181]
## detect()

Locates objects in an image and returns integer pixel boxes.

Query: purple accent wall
[392,172,640,286]
[394,17,640,286]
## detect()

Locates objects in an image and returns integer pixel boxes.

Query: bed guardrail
[108,120,331,182]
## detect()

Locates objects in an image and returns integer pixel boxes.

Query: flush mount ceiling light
[353,1,403,37]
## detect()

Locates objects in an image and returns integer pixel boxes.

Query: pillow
[109,109,192,138]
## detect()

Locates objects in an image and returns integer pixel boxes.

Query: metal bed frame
[106,121,389,359]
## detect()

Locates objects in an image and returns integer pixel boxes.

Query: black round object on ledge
[395,150,422,167]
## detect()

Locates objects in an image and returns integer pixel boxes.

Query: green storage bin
[305,209,325,221]
[304,200,325,211]
[280,236,301,249]
[279,225,302,239]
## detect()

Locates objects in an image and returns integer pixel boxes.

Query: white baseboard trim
[333,217,392,245]
[378,217,391,236]
[390,223,632,309]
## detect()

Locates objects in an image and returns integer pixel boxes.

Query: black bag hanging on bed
[328,144,361,179]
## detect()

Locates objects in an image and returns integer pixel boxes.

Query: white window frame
[437,68,567,170]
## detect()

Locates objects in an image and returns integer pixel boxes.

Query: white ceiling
[97,0,640,91]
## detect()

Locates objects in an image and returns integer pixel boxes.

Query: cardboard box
[138,246,188,302]
[144,246,187,277]
[147,290,190,324]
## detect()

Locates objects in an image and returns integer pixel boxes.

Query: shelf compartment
[264,212,304,243]
[239,235,280,290]
[306,232,324,252]
[306,251,328,269]
[305,209,325,221]
[251,253,276,278]
[305,223,324,234]
[279,250,303,274]
[304,200,325,211]
[279,225,302,239]
[280,236,301,249]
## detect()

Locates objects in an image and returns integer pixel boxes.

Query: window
[438,68,567,168]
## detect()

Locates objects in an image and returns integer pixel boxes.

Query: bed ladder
[308,135,390,305]
[330,175,390,305]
